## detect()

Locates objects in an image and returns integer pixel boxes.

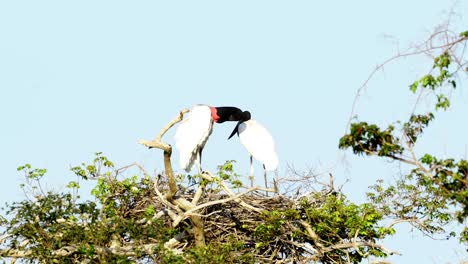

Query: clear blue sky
[0,1,467,263]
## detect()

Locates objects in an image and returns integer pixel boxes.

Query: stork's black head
[211,106,245,123]
[228,111,251,139]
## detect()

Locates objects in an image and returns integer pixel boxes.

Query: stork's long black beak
[228,121,241,139]
[228,110,251,140]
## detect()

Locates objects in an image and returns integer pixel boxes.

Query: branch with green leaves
[341,30,468,243]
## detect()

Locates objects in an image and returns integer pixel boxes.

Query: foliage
[340,32,468,243]
[3,155,174,263]
[0,153,397,263]
[339,122,403,157]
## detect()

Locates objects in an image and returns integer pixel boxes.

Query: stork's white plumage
[238,119,278,171]
[233,118,278,192]
[174,105,248,173]
[174,105,214,172]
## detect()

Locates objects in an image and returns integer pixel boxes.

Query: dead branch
[182,186,268,220]
[203,171,265,213]
[138,108,190,152]
[138,108,208,246]
[300,220,324,251]
[0,243,163,259]
[322,241,400,256]
[138,108,189,200]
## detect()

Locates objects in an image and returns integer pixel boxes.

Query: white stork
[228,117,278,190]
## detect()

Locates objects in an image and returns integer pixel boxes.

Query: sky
[0,1,467,263]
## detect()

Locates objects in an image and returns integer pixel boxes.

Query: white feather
[238,119,278,171]
[174,105,213,172]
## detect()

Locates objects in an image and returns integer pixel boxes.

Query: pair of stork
[174,105,278,188]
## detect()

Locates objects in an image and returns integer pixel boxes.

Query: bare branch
[300,220,324,251]
[0,243,163,259]
[203,171,265,213]
[183,186,267,218]
[191,181,207,206]
[138,108,190,199]
[138,108,190,152]
[322,241,400,256]
[386,218,421,229]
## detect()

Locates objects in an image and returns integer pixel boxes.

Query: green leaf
[420,74,436,89]
[409,81,419,93]
[66,181,80,189]
[420,154,434,165]
[86,165,96,174]
[435,94,450,110]
[145,205,155,217]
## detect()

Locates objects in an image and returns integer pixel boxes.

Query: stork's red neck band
[209,107,220,122]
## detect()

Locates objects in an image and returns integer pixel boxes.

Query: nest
[123,170,329,262]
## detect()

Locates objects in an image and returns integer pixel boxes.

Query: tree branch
[0,243,163,259]
[202,171,266,213]
[322,241,400,256]
[138,108,189,200]
[137,109,206,247]
[346,30,467,133]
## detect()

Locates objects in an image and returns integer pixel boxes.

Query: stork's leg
[197,147,203,175]
[263,164,268,197]
[273,177,279,194]
[249,155,254,188]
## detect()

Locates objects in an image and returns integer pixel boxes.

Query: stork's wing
[174,105,213,172]
[238,120,278,171]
